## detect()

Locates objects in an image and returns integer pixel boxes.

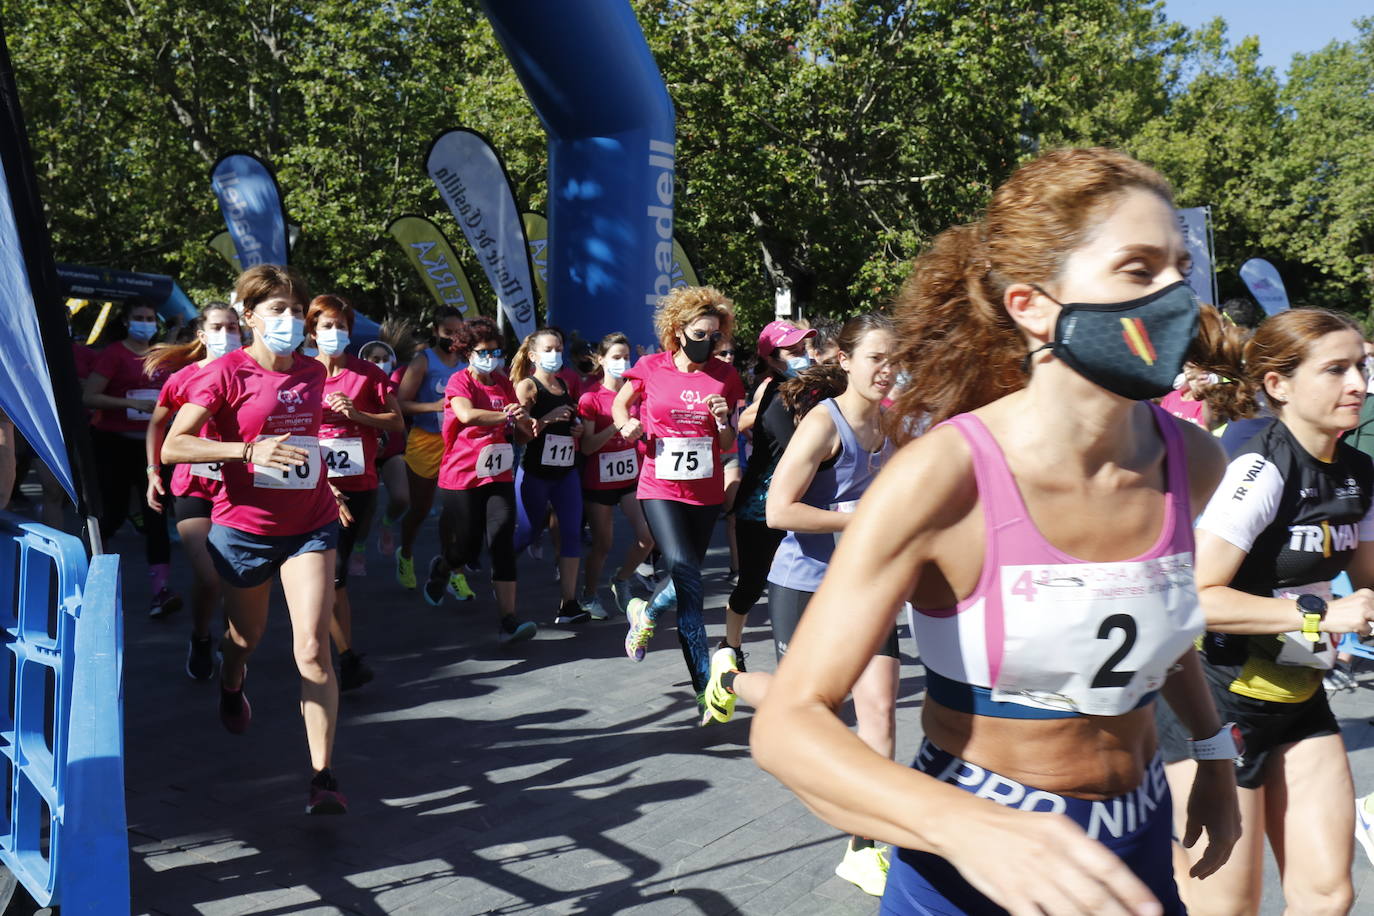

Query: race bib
[990,552,1203,716]
[477,442,514,478]
[321,437,365,478]
[655,436,713,481]
[126,388,159,420]
[251,435,321,490]
[541,434,576,468]
[190,461,223,482]
[1273,581,1337,670]
[598,448,639,484]
[831,500,859,514]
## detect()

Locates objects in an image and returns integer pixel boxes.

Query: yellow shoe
[834,842,889,897]
[396,552,416,590]
[448,571,475,601]
[700,647,739,726]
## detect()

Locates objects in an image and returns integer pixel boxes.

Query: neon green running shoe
[396,552,416,590]
[834,842,890,897]
[624,597,654,661]
[700,647,739,726]
[448,571,475,601]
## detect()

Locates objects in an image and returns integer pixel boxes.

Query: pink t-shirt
[1159,388,1207,428]
[158,362,221,501]
[377,366,408,462]
[186,349,337,536]
[623,351,745,505]
[91,341,171,433]
[319,357,392,492]
[578,384,642,491]
[73,343,97,381]
[438,368,519,490]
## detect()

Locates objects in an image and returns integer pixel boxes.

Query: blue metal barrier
[0,512,127,911]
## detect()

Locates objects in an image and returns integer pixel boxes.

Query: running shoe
[447,572,475,602]
[148,587,183,619]
[1324,666,1357,694]
[717,639,748,674]
[185,634,215,681]
[498,615,538,645]
[1356,794,1374,867]
[307,769,348,815]
[377,521,396,557]
[219,680,251,735]
[578,592,609,621]
[555,599,592,625]
[835,843,890,897]
[339,650,374,692]
[625,598,654,661]
[700,647,739,726]
[526,541,544,561]
[348,548,367,578]
[611,577,634,616]
[423,556,447,606]
[396,552,416,590]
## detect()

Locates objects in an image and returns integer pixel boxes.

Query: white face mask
[604,357,628,379]
[373,359,395,376]
[316,327,350,357]
[204,329,242,359]
[256,313,305,355]
[538,350,564,373]
[472,352,503,374]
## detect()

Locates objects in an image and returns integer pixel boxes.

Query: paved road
[25,483,1374,915]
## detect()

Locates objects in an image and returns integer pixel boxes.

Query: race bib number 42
[598,448,638,484]
[321,437,365,478]
[251,435,321,490]
[477,442,514,478]
[655,436,713,481]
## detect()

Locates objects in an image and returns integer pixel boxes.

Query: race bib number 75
[655,436,713,481]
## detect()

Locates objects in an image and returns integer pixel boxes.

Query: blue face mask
[257,313,305,356]
[784,355,813,378]
[538,351,564,373]
[472,352,503,374]
[204,329,241,359]
[603,358,628,379]
[316,328,350,357]
[127,320,157,341]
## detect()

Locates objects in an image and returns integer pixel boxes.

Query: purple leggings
[513,466,583,558]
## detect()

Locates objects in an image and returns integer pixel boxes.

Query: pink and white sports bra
[913,403,1203,718]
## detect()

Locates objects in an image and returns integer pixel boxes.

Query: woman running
[395,307,466,592]
[701,314,899,895]
[309,295,404,691]
[365,331,414,561]
[751,148,1241,914]
[144,302,241,679]
[1177,308,1374,915]
[715,336,745,580]
[578,333,654,616]
[84,297,180,615]
[424,317,539,644]
[510,327,590,625]
[614,286,745,717]
[162,265,349,815]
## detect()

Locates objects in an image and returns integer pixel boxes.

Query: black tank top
[522,375,577,478]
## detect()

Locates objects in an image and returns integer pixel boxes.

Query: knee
[1284,882,1352,916]
[293,637,332,681]
[855,690,897,732]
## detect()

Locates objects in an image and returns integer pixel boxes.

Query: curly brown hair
[653,285,735,352]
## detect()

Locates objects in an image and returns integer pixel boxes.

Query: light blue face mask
[472,352,503,374]
[127,319,157,341]
[257,313,305,356]
[603,358,628,379]
[784,355,813,377]
[316,328,350,357]
[204,330,241,359]
[538,350,564,373]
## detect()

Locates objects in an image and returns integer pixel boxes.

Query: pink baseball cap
[758,320,815,354]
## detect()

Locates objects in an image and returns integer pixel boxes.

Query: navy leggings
[641,498,720,694]
[513,466,583,558]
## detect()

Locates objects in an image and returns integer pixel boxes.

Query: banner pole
[1205,206,1219,306]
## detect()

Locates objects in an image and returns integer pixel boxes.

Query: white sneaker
[578,593,609,620]
[1357,795,1374,868]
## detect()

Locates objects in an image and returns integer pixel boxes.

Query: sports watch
[1189,722,1244,761]
[1297,593,1327,643]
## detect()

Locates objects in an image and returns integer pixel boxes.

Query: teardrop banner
[207,224,301,273]
[209,151,289,267]
[1239,258,1290,316]
[387,215,482,315]
[425,128,537,339]
[671,237,700,289]
[522,211,549,305]
[1174,207,1216,305]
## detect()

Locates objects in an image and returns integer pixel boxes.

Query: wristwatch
[1297,593,1327,643]
[1189,722,1245,761]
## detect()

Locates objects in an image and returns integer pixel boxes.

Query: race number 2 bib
[655,436,713,481]
[126,388,160,421]
[598,448,638,484]
[477,442,514,478]
[321,437,365,478]
[541,434,576,468]
[1273,581,1337,670]
[190,461,223,482]
[251,435,321,490]
[990,552,1203,716]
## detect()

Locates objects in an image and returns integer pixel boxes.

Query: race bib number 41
[477,442,514,478]
[321,437,365,478]
[251,435,321,490]
[655,436,713,481]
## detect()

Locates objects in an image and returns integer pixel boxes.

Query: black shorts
[173,494,213,523]
[582,486,635,507]
[768,582,899,660]
[1204,666,1339,789]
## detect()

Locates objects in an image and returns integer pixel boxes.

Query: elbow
[159,439,181,465]
[749,699,790,779]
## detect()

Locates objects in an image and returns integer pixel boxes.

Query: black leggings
[768,582,899,660]
[641,498,721,693]
[727,517,785,618]
[439,483,517,581]
[92,428,170,565]
[334,488,378,587]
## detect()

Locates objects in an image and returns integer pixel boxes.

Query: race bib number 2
[655,436,713,481]
[251,435,321,490]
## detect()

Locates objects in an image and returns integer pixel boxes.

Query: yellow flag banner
[671,237,700,289]
[387,215,482,315]
[208,225,302,274]
[522,211,549,305]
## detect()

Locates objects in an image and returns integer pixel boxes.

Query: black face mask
[680,333,715,364]
[1026,281,1200,401]
[435,336,454,353]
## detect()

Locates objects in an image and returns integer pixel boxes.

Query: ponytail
[143,339,205,377]
[778,364,848,420]
[1187,304,1256,422]
[510,328,561,386]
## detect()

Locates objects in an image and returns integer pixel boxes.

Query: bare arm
[765,407,843,533]
[580,402,620,455]
[611,382,643,441]
[397,356,441,417]
[83,372,151,413]
[737,378,772,435]
[145,403,172,470]
[161,404,307,472]
[449,395,506,428]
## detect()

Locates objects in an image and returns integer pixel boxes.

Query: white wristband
[1189,722,1244,761]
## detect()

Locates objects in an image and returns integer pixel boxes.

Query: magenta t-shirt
[438,368,518,490]
[1159,388,1207,428]
[319,357,392,492]
[623,351,745,505]
[158,362,221,501]
[578,384,642,491]
[186,349,337,536]
[377,365,408,462]
[91,342,170,433]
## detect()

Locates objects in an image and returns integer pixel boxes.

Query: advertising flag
[387,215,481,315]
[522,211,549,304]
[1240,258,1290,316]
[671,237,700,290]
[209,152,289,268]
[426,129,537,339]
[208,224,300,273]
[1175,207,1216,305]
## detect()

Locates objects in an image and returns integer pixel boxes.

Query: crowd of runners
[13,145,1374,913]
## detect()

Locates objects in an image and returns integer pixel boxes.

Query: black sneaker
[149,587,183,619]
[339,650,374,692]
[498,615,537,645]
[718,639,748,674]
[186,635,215,681]
[422,556,447,606]
[307,768,348,815]
[554,600,591,625]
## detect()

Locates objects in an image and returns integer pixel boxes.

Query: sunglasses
[472,348,503,357]
[716,349,735,358]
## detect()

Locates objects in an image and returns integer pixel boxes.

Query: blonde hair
[510,328,563,385]
[654,285,735,352]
